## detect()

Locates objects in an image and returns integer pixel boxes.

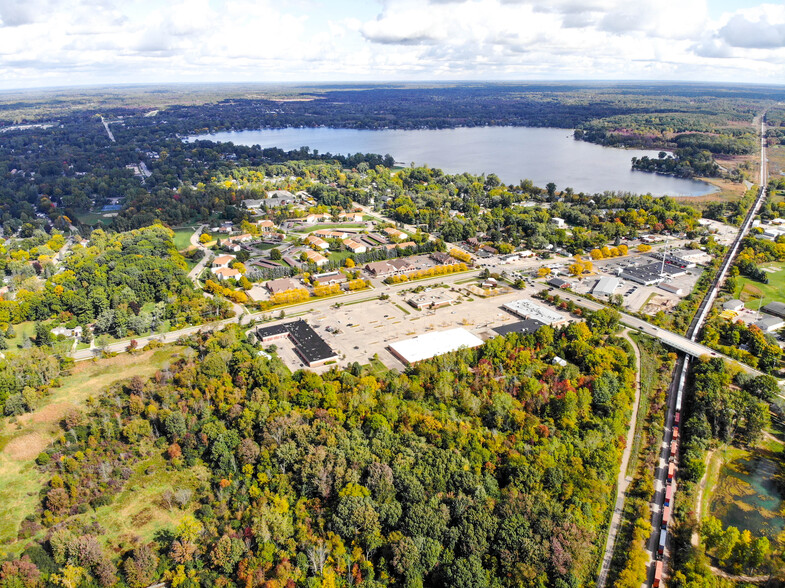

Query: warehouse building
[762,301,785,319]
[593,276,621,298]
[388,328,484,365]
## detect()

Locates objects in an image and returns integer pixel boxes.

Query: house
[723,299,745,312]
[313,272,347,286]
[212,255,236,269]
[305,235,330,250]
[481,278,498,289]
[303,250,328,266]
[384,241,416,250]
[551,217,567,228]
[431,252,459,265]
[384,227,408,240]
[256,220,276,232]
[266,277,306,295]
[339,212,363,222]
[214,267,240,281]
[302,213,330,224]
[246,286,269,302]
[344,239,367,254]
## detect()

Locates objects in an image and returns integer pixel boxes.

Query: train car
[661,506,670,529]
[668,462,676,483]
[654,561,663,587]
[674,411,681,428]
[665,484,673,507]
[670,440,678,459]
[658,529,667,557]
[672,426,680,441]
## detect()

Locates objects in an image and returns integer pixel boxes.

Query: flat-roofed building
[755,315,785,332]
[493,318,547,336]
[593,276,621,298]
[388,328,484,365]
[502,299,566,325]
[762,301,785,318]
[257,319,339,367]
[407,291,454,310]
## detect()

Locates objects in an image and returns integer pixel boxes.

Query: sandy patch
[3,432,48,460]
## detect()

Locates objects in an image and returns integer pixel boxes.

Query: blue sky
[0,0,783,89]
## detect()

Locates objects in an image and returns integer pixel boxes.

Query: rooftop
[493,318,547,336]
[257,319,338,365]
[389,328,484,365]
[502,299,564,325]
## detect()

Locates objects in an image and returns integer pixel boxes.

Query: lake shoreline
[187,126,717,197]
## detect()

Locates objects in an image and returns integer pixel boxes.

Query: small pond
[709,452,785,539]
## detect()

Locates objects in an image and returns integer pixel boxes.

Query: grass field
[0,346,184,553]
[735,262,785,308]
[171,226,198,251]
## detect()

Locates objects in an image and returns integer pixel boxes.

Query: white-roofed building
[593,276,621,298]
[388,328,484,365]
[502,299,566,325]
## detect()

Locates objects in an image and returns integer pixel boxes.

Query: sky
[0,0,783,89]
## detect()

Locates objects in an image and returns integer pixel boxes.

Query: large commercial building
[502,299,565,325]
[388,328,484,365]
[256,320,339,367]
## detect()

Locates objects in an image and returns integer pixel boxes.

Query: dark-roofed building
[494,318,547,336]
[762,301,785,319]
[547,277,569,289]
[256,320,339,367]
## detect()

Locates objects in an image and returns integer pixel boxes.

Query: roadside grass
[364,358,389,378]
[0,346,184,552]
[736,262,785,308]
[394,303,411,316]
[626,333,658,477]
[171,226,198,251]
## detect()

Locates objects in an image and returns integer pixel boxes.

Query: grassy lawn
[171,226,198,251]
[4,321,36,349]
[735,262,785,308]
[363,358,389,378]
[73,211,115,226]
[327,250,354,263]
[0,346,184,553]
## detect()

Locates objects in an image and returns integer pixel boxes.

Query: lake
[188,126,717,197]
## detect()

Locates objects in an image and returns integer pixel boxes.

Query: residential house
[313,272,347,286]
[344,239,367,254]
[212,255,236,269]
[305,235,330,250]
[303,250,329,266]
[384,227,409,240]
[266,277,306,295]
[214,267,240,281]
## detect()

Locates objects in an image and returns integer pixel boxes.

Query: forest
[0,310,636,588]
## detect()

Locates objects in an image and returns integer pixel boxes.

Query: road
[187,225,210,280]
[596,331,643,588]
[100,116,115,142]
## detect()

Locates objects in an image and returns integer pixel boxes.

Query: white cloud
[0,0,782,88]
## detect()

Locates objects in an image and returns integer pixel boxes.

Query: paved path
[596,330,643,588]
[187,225,210,280]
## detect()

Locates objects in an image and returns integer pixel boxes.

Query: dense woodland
[0,313,635,588]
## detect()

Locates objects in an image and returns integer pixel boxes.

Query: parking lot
[268,283,572,373]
